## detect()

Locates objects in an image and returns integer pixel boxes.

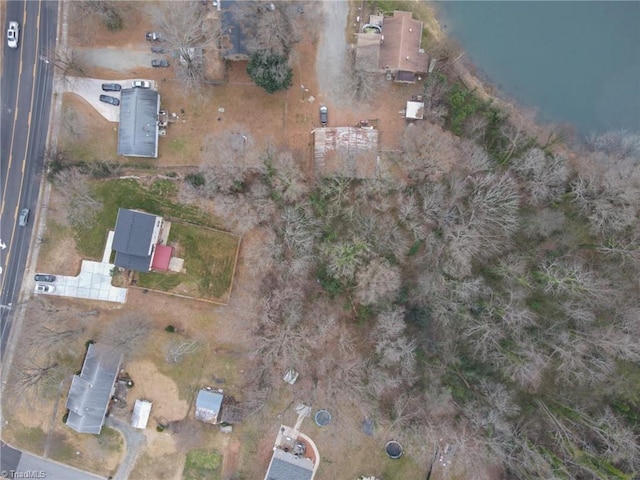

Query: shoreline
[425,1,569,152]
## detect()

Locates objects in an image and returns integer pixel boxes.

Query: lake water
[434,1,640,136]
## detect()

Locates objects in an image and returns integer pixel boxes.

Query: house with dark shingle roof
[220,0,250,61]
[112,208,164,272]
[117,87,161,158]
[65,344,122,434]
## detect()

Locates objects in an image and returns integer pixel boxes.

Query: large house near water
[356,11,430,83]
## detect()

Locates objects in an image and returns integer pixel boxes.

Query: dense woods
[188,86,640,476]
[37,6,640,475]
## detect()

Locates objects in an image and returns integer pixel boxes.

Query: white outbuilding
[131,399,153,429]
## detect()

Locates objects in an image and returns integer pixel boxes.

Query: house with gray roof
[117,87,161,158]
[265,448,314,480]
[65,344,122,434]
[220,0,250,60]
[195,389,224,424]
[112,208,163,272]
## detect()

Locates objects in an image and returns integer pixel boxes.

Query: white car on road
[7,21,19,49]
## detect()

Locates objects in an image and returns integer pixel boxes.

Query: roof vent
[409,28,413,32]
[406,56,410,60]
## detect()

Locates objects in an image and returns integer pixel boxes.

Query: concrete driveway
[34,232,127,303]
[61,76,156,122]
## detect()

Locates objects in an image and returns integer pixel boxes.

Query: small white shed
[405,101,425,120]
[131,399,152,429]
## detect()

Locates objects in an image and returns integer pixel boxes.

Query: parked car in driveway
[151,59,170,68]
[145,31,161,41]
[18,208,29,226]
[320,105,328,126]
[99,94,120,106]
[35,284,55,293]
[7,21,19,49]
[151,46,165,54]
[101,83,121,92]
[132,80,151,89]
[34,274,56,283]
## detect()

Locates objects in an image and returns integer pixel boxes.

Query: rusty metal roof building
[378,11,429,82]
[313,127,379,178]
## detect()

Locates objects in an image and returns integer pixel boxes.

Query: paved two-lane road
[1,442,105,480]
[0,0,57,357]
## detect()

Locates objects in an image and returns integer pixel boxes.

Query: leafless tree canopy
[54,168,102,228]
[98,312,152,359]
[150,1,221,91]
[232,1,301,57]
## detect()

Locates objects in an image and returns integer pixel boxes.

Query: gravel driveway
[315,0,350,103]
[77,47,157,72]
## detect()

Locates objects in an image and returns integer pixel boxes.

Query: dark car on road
[151,59,170,68]
[101,83,121,92]
[320,105,328,126]
[151,46,165,54]
[34,274,56,283]
[99,94,120,106]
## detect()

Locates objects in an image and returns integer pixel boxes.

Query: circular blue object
[314,409,331,427]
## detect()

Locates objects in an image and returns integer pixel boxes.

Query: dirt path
[315,0,349,102]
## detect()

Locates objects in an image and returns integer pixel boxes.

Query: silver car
[7,21,19,49]
[18,208,29,227]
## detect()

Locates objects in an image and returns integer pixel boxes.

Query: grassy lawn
[182,449,222,480]
[137,222,240,302]
[75,178,223,259]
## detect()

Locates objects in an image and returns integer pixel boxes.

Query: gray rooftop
[117,88,160,158]
[221,0,250,59]
[112,208,158,271]
[195,389,223,424]
[65,344,122,434]
[265,449,314,480]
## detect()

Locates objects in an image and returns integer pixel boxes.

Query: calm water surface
[435,1,640,135]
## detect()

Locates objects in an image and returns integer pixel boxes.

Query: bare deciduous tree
[232,1,301,57]
[200,131,263,195]
[267,150,310,204]
[151,1,221,92]
[368,308,417,395]
[53,168,102,228]
[354,256,401,306]
[586,130,640,158]
[512,148,568,206]
[165,339,200,364]
[99,312,152,359]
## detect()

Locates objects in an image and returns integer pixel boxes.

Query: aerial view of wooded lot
[1,1,638,479]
